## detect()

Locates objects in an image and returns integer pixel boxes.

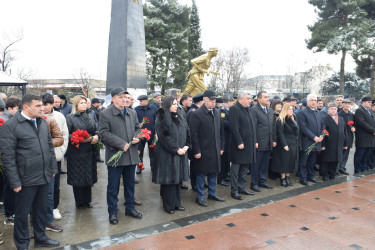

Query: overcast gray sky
[0,0,356,80]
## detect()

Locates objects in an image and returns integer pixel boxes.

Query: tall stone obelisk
[106,0,147,94]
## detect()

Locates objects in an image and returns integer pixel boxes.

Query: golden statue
[181,48,219,97]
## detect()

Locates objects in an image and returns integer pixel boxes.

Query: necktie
[263,107,267,114]
[208,109,214,115]
[32,119,37,129]
[368,109,372,116]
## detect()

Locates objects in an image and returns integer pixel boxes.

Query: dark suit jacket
[354,105,375,148]
[297,106,325,151]
[250,103,276,151]
[228,102,256,164]
[338,110,355,148]
[189,105,224,174]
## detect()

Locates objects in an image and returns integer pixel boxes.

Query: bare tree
[73,68,98,98]
[0,31,23,73]
[209,47,250,94]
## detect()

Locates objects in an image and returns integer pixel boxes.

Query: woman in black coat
[154,96,190,214]
[271,103,299,187]
[321,103,348,181]
[66,95,99,208]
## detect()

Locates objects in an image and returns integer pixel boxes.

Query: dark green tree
[352,2,375,98]
[144,0,190,94]
[306,0,367,95]
[320,72,369,100]
[188,0,204,61]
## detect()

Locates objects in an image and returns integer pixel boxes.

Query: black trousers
[73,186,92,206]
[14,183,49,249]
[160,184,181,211]
[139,139,155,171]
[321,161,338,179]
[54,161,61,209]
[218,151,230,182]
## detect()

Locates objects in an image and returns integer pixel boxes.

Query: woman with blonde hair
[66,95,99,208]
[271,103,299,187]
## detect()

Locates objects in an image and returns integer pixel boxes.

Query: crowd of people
[0,89,374,249]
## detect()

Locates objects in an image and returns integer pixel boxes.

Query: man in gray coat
[99,87,142,225]
[0,94,59,249]
[250,91,276,192]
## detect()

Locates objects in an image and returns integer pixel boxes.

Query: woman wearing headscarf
[153,96,191,214]
[66,95,99,208]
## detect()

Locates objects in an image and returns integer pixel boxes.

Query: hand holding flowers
[306,129,329,155]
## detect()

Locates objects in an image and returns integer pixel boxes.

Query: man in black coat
[250,91,276,192]
[228,92,256,199]
[0,94,59,249]
[321,102,348,181]
[337,99,355,175]
[217,94,233,187]
[189,90,225,207]
[297,94,325,185]
[186,93,204,191]
[135,95,157,174]
[353,96,375,173]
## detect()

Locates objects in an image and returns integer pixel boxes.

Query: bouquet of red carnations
[347,120,355,144]
[149,136,157,149]
[0,118,5,127]
[108,128,152,167]
[70,129,90,148]
[306,129,329,155]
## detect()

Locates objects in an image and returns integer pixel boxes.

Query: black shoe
[164,209,174,214]
[231,193,243,200]
[136,168,142,174]
[181,183,188,190]
[224,177,231,182]
[192,185,198,192]
[322,176,329,181]
[84,203,93,208]
[34,238,60,248]
[329,176,336,180]
[259,182,274,189]
[76,203,84,209]
[60,171,67,174]
[174,206,185,211]
[207,194,225,202]
[339,170,349,175]
[218,180,229,186]
[285,176,293,186]
[125,209,142,219]
[280,178,288,187]
[308,178,322,183]
[196,198,208,207]
[251,184,261,192]
[300,180,308,186]
[109,214,118,225]
[239,189,254,195]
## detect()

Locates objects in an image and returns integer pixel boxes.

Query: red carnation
[347,121,354,126]
[323,129,329,137]
[142,117,150,125]
[0,118,5,127]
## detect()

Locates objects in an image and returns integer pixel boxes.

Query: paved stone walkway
[104,174,375,249]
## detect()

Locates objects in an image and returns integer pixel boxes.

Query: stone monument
[106,0,147,95]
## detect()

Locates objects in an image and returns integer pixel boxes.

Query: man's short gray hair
[238,91,250,99]
[306,94,317,101]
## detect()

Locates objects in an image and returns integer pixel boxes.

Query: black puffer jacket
[153,109,190,184]
[66,112,98,187]
[0,112,58,189]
